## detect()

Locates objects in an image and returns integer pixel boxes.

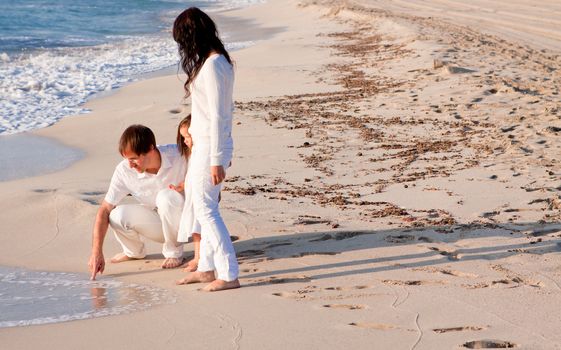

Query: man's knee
[156,189,184,212]
[108,206,127,230]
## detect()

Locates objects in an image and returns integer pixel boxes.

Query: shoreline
[0,5,279,184]
[2,0,561,348]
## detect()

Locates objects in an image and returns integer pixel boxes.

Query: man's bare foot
[110,252,140,263]
[202,279,240,292]
[183,258,198,272]
[161,257,184,269]
[176,271,215,285]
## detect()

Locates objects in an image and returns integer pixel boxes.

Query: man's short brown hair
[119,125,156,156]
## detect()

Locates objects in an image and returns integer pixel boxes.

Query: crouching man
[88,125,186,280]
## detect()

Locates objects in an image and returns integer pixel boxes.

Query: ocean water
[0,266,176,328]
[0,0,262,135]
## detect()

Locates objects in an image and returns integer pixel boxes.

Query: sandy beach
[2,0,561,348]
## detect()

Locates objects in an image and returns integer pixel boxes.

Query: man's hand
[211,165,225,185]
[89,201,114,281]
[88,251,105,281]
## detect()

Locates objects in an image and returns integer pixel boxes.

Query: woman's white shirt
[189,54,234,167]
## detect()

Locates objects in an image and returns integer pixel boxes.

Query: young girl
[173,7,239,292]
[173,115,202,272]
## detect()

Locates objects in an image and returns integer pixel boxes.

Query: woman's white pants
[187,143,238,281]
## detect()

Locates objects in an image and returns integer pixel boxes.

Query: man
[88,124,187,280]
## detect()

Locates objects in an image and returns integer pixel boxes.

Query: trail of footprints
[240,230,538,349]
[271,282,499,347]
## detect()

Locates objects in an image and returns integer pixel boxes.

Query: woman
[173,7,239,292]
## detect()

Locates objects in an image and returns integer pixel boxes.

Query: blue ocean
[0,0,260,135]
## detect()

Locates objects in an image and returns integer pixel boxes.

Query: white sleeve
[203,58,230,166]
[104,164,129,206]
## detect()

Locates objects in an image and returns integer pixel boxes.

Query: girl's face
[180,125,193,149]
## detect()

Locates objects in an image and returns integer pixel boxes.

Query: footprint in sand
[33,188,57,193]
[81,198,99,205]
[237,249,267,265]
[428,246,461,261]
[272,286,317,299]
[292,251,339,257]
[309,231,373,242]
[309,234,333,242]
[237,249,265,258]
[382,280,423,286]
[349,322,401,331]
[382,279,447,286]
[414,266,479,278]
[385,234,415,243]
[439,269,477,278]
[263,242,293,249]
[240,268,260,273]
[324,285,370,291]
[490,264,543,288]
[169,107,183,114]
[323,304,365,310]
[462,340,517,349]
[433,326,486,333]
[80,191,108,205]
[81,191,105,196]
[252,275,311,287]
[272,291,300,299]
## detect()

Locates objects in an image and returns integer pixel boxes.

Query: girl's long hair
[173,7,232,96]
[176,114,192,159]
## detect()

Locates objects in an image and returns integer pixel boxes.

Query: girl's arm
[169,182,184,193]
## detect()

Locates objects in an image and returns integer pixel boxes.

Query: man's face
[122,148,148,173]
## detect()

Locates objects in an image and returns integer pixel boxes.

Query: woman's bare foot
[110,252,140,263]
[176,271,215,285]
[183,258,198,272]
[161,257,185,269]
[202,279,240,292]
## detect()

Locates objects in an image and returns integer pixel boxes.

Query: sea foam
[0,36,255,135]
[0,267,176,328]
[0,0,262,135]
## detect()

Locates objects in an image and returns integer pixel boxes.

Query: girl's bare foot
[176,271,215,285]
[161,257,185,269]
[202,279,240,292]
[183,258,198,272]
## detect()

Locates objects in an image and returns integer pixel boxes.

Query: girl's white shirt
[189,54,234,167]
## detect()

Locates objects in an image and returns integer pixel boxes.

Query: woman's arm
[204,56,233,169]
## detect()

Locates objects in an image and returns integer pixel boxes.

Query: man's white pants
[109,189,184,259]
[188,143,239,282]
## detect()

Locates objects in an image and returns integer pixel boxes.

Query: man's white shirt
[104,144,187,209]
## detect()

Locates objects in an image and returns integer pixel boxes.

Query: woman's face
[180,125,193,149]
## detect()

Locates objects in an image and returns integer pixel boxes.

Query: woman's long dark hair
[173,7,232,96]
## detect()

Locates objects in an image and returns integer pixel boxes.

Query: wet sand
[0,133,84,182]
[0,266,174,328]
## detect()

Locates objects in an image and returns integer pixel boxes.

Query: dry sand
[1,0,561,349]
